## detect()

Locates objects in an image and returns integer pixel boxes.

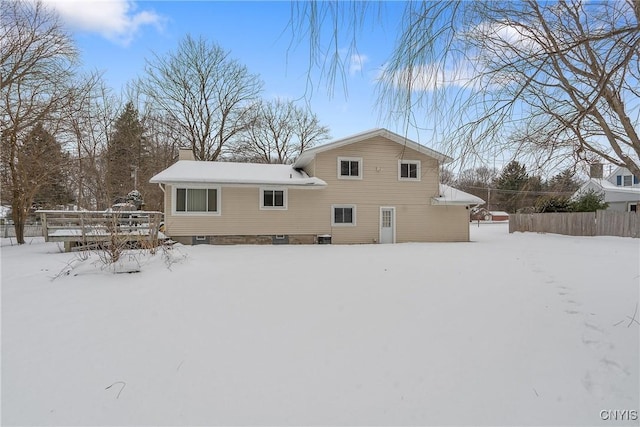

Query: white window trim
[331,204,356,226]
[398,159,421,181]
[172,185,221,216]
[259,187,288,210]
[337,157,363,180]
[628,202,637,212]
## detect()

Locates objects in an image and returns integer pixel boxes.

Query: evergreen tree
[521,175,545,209]
[3,123,72,223]
[105,102,146,205]
[24,125,73,209]
[535,195,573,213]
[571,190,609,212]
[548,169,582,194]
[494,161,529,213]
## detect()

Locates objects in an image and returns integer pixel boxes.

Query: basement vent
[272,235,289,244]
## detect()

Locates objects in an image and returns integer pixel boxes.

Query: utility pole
[131,165,138,191]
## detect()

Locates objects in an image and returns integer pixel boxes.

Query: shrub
[571,189,609,212]
[535,195,573,213]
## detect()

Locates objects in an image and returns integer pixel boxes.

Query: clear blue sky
[46,1,417,142]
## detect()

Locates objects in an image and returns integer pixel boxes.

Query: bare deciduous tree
[63,72,119,210]
[140,112,182,210]
[1,0,78,243]
[236,99,330,164]
[139,35,263,161]
[292,0,640,175]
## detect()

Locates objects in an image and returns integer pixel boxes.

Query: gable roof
[573,178,640,203]
[293,128,453,168]
[149,160,327,187]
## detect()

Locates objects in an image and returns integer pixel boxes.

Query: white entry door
[379,207,395,244]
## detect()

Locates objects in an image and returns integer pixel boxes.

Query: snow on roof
[575,178,640,197]
[293,128,453,168]
[150,160,327,187]
[432,184,485,206]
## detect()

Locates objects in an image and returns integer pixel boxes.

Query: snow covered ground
[2,223,638,426]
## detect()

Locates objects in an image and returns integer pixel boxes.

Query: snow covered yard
[1,223,638,426]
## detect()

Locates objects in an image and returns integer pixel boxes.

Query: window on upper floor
[260,188,287,210]
[398,160,421,181]
[617,174,638,186]
[338,157,362,179]
[175,187,220,214]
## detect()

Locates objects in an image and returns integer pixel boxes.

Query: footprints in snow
[546,274,630,397]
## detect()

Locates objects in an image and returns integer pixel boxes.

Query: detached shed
[490,211,510,221]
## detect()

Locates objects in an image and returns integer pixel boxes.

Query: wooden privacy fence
[509,210,640,238]
[36,210,163,251]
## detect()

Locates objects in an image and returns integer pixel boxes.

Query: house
[573,166,640,212]
[150,128,484,244]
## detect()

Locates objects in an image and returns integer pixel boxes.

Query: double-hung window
[618,175,636,187]
[398,160,421,181]
[174,187,220,214]
[260,188,287,210]
[338,157,362,179]
[332,205,356,226]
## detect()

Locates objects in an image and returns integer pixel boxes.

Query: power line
[462,185,577,196]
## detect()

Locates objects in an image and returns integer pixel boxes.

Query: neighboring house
[573,166,640,212]
[150,128,484,244]
[609,166,640,188]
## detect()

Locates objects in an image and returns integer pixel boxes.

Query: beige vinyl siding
[312,136,469,243]
[163,135,471,243]
[163,185,331,237]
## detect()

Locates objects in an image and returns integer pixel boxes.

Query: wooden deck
[36,210,163,252]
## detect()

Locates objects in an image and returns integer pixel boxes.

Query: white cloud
[42,0,164,46]
[349,54,369,76]
[378,60,480,92]
[378,20,541,93]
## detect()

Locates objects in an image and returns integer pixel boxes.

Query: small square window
[341,160,358,177]
[332,205,356,226]
[337,157,362,179]
[398,160,420,181]
[260,188,287,209]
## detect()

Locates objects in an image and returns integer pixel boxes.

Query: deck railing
[36,210,163,251]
